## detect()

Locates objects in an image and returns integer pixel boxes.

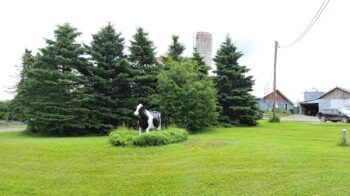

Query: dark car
[317,108,350,123]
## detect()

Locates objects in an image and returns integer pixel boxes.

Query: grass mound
[109,127,188,147]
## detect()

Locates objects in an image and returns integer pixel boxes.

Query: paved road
[281,115,319,122]
[0,127,26,132]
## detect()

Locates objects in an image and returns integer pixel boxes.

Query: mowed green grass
[1,121,350,195]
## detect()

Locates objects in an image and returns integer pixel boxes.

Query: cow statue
[134,104,161,134]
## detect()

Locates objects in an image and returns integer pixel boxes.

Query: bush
[162,127,188,143]
[132,128,188,147]
[269,114,280,123]
[109,127,138,146]
[133,132,169,146]
[154,59,218,132]
[109,127,188,147]
[0,100,11,120]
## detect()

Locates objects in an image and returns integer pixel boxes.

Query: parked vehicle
[317,108,350,123]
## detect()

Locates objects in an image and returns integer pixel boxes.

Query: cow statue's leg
[146,116,154,133]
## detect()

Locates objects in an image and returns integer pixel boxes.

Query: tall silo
[195,32,212,70]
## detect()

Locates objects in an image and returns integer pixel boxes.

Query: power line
[279,0,330,48]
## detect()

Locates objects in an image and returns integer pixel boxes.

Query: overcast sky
[0,0,347,103]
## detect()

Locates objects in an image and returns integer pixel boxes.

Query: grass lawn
[1,121,350,195]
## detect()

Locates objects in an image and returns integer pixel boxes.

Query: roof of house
[302,87,350,103]
[262,90,294,105]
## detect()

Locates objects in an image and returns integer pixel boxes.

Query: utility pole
[272,41,278,121]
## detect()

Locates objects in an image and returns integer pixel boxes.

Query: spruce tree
[86,23,134,128]
[214,36,258,126]
[129,27,158,108]
[9,49,35,121]
[167,35,185,61]
[192,48,210,77]
[20,24,91,135]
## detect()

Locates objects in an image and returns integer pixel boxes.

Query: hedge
[109,127,188,147]
[109,127,138,146]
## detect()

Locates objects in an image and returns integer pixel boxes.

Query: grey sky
[0,0,347,103]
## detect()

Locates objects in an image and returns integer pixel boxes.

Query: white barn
[299,87,350,116]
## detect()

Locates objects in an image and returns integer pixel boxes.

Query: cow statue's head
[134,104,144,116]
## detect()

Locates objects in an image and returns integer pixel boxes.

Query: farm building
[257,90,294,111]
[299,87,350,116]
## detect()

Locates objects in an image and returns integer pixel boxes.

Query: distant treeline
[10,23,258,135]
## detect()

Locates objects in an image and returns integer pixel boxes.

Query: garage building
[299,87,350,116]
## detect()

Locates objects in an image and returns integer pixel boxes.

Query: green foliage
[167,35,185,61]
[129,27,156,67]
[192,48,210,77]
[132,128,188,147]
[109,127,138,146]
[15,24,91,135]
[214,35,258,126]
[129,27,158,108]
[161,127,188,143]
[133,131,169,146]
[86,23,134,131]
[0,100,11,120]
[10,49,35,121]
[109,127,188,147]
[268,114,280,123]
[265,109,291,119]
[155,58,218,132]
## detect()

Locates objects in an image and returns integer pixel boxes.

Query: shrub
[269,114,280,123]
[109,127,138,146]
[162,127,188,143]
[154,58,218,132]
[133,132,169,147]
[0,100,10,120]
[132,128,188,147]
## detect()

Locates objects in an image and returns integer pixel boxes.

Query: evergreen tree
[129,27,158,108]
[129,27,156,66]
[86,23,134,129]
[214,36,258,126]
[167,35,185,61]
[10,49,35,121]
[20,24,91,135]
[192,48,210,77]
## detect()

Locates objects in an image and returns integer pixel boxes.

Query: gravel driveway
[281,115,320,122]
[0,127,26,132]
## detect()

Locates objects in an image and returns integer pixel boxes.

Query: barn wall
[330,99,350,109]
[316,99,350,111]
[318,99,331,111]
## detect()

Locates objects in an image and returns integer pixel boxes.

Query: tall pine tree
[129,27,158,108]
[20,24,91,135]
[86,23,134,128]
[214,36,258,126]
[192,48,210,77]
[10,49,35,121]
[167,35,185,61]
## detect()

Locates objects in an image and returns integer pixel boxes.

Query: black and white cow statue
[134,104,161,134]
